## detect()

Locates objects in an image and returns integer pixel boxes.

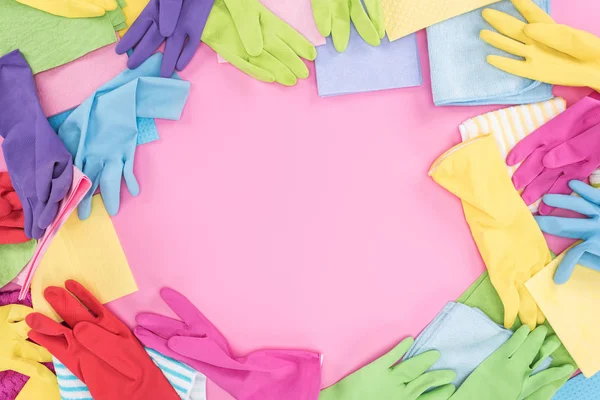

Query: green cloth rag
[0,239,36,288]
[0,1,125,74]
[457,271,576,375]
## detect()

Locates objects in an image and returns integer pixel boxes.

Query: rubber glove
[14,0,117,18]
[26,280,180,400]
[202,0,317,86]
[0,50,73,240]
[58,53,190,219]
[311,0,385,52]
[534,180,600,284]
[116,0,213,77]
[506,95,600,215]
[429,135,551,330]
[450,326,575,400]
[480,0,600,91]
[0,172,29,245]
[134,288,322,400]
[319,337,456,400]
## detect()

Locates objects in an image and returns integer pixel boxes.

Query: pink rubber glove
[134,288,321,400]
[507,94,600,215]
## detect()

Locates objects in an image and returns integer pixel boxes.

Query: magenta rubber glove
[134,288,322,400]
[0,50,73,239]
[507,94,600,215]
[116,0,214,77]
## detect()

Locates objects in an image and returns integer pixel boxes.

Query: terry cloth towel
[0,1,124,75]
[405,302,552,389]
[53,348,207,400]
[427,0,552,106]
[526,247,600,378]
[553,373,599,399]
[458,97,571,212]
[315,25,421,97]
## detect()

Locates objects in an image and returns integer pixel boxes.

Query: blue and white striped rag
[53,347,206,400]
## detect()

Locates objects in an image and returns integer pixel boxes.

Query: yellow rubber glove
[15,0,118,18]
[429,135,551,330]
[0,305,59,399]
[480,0,600,91]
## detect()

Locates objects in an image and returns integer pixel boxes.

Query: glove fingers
[493,278,520,329]
[99,161,124,216]
[531,335,561,370]
[502,325,531,357]
[127,23,165,71]
[311,0,331,38]
[161,32,186,77]
[392,350,439,382]
[554,241,596,284]
[522,365,575,399]
[37,201,59,231]
[517,283,541,330]
[43,285,96,328]
[538,193,599,217]
[175,35,202,74]
[208,44,274,83]
[481,9,529,44]
[1,354,53,381]
[159,288,212,331]
[275,21,317,62]
[79,159,102,220]
[537,173,574,215]
[362,0,385,39]
[525,23,600,61]
[253,50,297,86]
[521,168,560,206]
[509,145,545,188]
[480,30,528,57]
[569,179,600,204]
[64,280,109,325]
[267,36,309,80]
[135,312,187,338]
[536,214,597,238]
[350,0,381,47]
[168,336,248,370]
[486,55,534,82]
[513,326,548,366]
[223,0,263,56]
[117,18,153,55]
[26,316,72,363]
[331,1,350,52]
[405,370,457,399]
[577,251,600,272]
[377,337,414,369]
[159,0,183,37]
[544,130,600,168]
[417,384,456,400]
[511,0,555,24]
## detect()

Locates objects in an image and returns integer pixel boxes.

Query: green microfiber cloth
[0,240,36,288]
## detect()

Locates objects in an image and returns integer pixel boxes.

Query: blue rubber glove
[58,53,190,220]
[536,180,600,284]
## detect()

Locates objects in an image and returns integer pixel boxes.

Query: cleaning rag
[553,373,600,400]
[53,348,206,400]
[427,0,552,106]
[0,172,28,245]
[405,302,552,389]
[315,26,421,97]
[0,240,36,290]
[0,0,123,74]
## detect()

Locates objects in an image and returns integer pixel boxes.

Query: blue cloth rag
[53,347,207,400]
[553,373,600,399]
[427,0,552,106]
[315,25,422,97]
[48,109,159,146]
[405,302,552,390]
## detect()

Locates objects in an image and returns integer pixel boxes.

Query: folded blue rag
[315,25,422,97]
[48,109,159,146]
[553,373,600,399]
[427,0,552,106]
[405,302,552,390]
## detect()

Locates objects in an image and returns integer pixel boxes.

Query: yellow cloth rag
[526,246,600,377]
[31,196,137,322]
[382,0,500,41]
[429,135,550,330]
[118,0,149,35]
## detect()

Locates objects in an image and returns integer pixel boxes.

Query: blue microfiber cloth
[553,373,600,399]
[315,24,422,97]
[405,302,552,389]
[427,0,552,106]
[48,109,159,146]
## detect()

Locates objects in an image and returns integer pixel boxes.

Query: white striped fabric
[457,97,592,213]
[53,348,206,400]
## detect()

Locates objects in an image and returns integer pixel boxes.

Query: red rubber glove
[0,172,28,244]
[25,280,179,400]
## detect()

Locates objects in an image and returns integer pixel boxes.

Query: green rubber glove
[319,337,456,400]
[202,0,317,87]
[450,326,575,400]
[311,0,385,53]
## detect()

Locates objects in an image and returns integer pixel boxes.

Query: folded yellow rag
[526,245,600,377]
[430,135,550,330]
[31,196,137,322]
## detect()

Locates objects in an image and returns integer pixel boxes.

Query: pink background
[100,1,597,398]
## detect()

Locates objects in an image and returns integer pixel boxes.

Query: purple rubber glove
[507,94,600,215]
[134,288,321,400]
[116,0,214,77]
[0,50,73,239]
